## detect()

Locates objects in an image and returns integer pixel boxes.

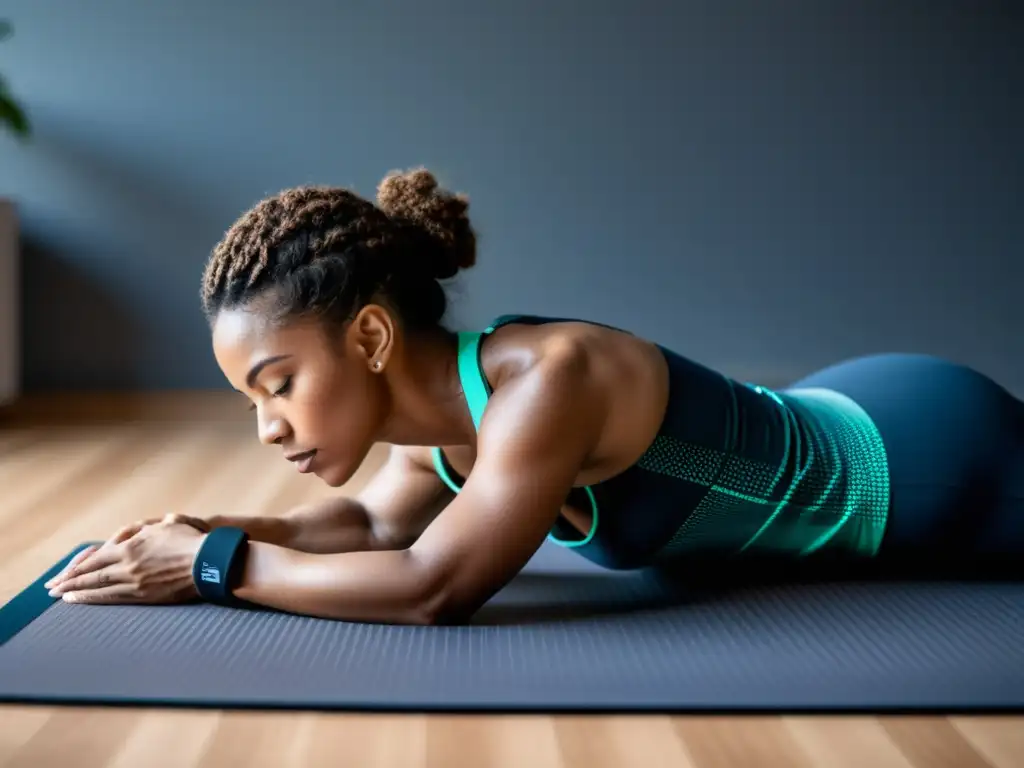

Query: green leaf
[0,89,30,139]
[0,21,31,139]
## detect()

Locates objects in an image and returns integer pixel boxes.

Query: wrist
[202,514,227,531]
[191,526,251,605]
[184,533,205,599]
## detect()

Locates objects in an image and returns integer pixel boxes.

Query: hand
[45,513,210,592]
[45,517,207,605]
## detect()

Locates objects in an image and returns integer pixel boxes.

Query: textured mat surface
[1,542,1022,712]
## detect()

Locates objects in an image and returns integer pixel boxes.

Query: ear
[347,304,397,373]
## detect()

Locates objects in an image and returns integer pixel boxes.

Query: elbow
[404,583,444,626]
[416,595,476,626]
[406,558,477,627]
[411,580,468,626]
[409,603,447,627]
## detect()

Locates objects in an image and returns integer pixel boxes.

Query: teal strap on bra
[430,328,600,549]
[429,329,490,493]
[457,331,490,430]
[430,330,488,495]
[431,448,463,495]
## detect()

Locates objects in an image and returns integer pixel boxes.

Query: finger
[111,524,143,544]
[44,546,97,589]
[44,521,142,589]
[47,548,125,594]
[47,531,132,588]
[50,563,128,596]
[47,546,95,584]
[62,583,142,604]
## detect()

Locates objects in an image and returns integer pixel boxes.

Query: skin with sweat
[46,301,671,623]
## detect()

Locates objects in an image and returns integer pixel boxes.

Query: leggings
[787,354,1024,567]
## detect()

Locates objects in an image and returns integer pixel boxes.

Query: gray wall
[1,0,1020,393]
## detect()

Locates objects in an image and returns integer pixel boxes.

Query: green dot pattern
[640,385,891,560]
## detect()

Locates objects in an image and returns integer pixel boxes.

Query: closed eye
[246,376,292,411]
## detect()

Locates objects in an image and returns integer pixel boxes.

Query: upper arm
[409,344,607,621]
[354,445,454,548]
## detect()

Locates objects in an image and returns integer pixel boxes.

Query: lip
[286,449,317,473]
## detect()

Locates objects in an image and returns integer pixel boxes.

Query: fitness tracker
[192,526,250,605]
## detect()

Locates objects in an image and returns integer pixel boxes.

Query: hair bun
[376,168,477,280]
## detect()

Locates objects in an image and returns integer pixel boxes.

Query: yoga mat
[1,541,1022,712]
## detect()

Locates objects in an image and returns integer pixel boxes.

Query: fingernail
[48,588,59,597]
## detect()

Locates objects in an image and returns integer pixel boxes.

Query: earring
[373,361,382,371]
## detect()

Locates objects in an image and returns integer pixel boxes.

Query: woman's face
[212,305,392,487]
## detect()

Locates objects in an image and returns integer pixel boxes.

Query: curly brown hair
[201,168,477,331]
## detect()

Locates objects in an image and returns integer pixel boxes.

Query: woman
[45,169,1024,624]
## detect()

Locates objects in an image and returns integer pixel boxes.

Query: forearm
[202,513,293,547]
[205,496,389,554]
[231,542,444,625]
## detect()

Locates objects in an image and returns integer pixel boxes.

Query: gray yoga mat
[1,541,1022,712]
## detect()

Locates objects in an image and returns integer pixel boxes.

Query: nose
[256,406,290,446]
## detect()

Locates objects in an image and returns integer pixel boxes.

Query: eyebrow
[245,354,292,389]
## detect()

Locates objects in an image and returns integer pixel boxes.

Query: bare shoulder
[483,327,605,417]
[480,320,669,481]
[485,319,663,383]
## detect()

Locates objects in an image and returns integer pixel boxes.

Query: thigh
[787,353,1022,556]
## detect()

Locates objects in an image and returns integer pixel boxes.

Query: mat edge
[0,542,102,647]
[0,694,1020,715]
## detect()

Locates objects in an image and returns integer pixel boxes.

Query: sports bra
[430,314,891,570]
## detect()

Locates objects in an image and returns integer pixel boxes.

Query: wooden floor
[0,393,1020,768]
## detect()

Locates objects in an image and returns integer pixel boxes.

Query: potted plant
[0,18,28,406]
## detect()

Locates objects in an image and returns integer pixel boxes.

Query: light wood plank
[557,715,695,767]
[880,717,997,768]
[672,716,814,767]
[296,714,429,768]
[785,716,915,768]
[952,717,1024,768]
